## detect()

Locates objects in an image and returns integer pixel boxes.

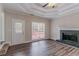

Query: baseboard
[50,38,61,41]
[10,39,49,46]
[25,39,49,43]
[49,39,56,40]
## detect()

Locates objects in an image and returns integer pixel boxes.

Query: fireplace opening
[62,33,78,42]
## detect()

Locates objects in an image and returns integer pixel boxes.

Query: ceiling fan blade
[43,3,48,7]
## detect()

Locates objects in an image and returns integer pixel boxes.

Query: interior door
[12,19,25,45]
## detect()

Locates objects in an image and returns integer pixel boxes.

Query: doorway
[32,22,45,40]
[12,19,25,45]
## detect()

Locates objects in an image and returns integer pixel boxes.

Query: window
[32,22,45,40]
[15,23,22,33]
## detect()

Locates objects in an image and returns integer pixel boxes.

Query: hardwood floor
[4,39,79,56]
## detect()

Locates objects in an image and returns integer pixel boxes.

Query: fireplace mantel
[59,27,79,30]
[53,27,79,40]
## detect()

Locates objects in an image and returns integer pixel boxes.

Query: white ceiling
[2,3,79,19]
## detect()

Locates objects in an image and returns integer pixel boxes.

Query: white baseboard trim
[25,39,49,43]
[11,39,49,46]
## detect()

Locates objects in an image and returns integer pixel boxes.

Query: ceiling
[2,3,79,19]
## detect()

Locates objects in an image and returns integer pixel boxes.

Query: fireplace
[59,30,79,47]
[61,31,78,42]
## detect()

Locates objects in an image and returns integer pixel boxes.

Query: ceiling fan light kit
[43,3,56,8]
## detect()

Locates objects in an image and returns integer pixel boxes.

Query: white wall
[5,11,51,45]
[0,4,5,42]
[51,12,79,40]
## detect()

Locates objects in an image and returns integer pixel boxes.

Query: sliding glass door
[32,22,45,40]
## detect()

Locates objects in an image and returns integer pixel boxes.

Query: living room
[0,3,79,56]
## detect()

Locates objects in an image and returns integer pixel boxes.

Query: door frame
[32,22,46,41]
[12,18,25,45]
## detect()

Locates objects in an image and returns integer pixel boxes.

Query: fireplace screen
[60,30,79,42]
[62,33,78,42]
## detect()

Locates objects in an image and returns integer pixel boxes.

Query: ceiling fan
[42,3,56,8]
